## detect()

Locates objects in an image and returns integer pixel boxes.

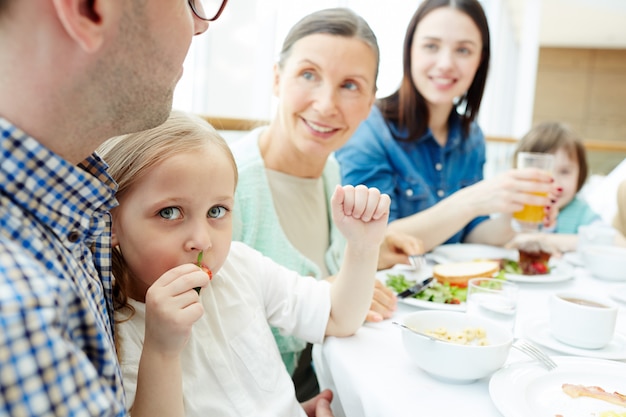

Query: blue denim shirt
[336,106,488,244]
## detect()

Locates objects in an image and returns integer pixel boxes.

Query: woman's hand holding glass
[511,152,556,232]
[460,167,556,222]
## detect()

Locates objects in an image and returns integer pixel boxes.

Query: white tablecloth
[313,255,626,417]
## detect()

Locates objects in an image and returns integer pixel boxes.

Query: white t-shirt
[116,241,331,417]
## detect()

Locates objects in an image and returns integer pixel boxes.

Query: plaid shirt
[0,118,126,416]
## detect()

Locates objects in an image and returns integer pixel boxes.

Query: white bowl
[581,245,626,281]
[401,310,513,383]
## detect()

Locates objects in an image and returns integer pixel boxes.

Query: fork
[408,254,426,271]
[512,338,558,370]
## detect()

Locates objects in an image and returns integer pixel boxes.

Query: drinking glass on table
[466,278,519,332]
[512,152,555,232]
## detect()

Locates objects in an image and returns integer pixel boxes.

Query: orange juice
[513,191,548,223]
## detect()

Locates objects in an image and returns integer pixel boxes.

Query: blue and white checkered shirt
[0,118,126,416]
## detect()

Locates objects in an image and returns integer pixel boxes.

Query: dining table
[312,244,626,417]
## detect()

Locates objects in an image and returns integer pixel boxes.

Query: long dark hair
[379,0,491,141]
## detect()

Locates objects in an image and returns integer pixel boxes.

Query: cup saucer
[523,317,626,360]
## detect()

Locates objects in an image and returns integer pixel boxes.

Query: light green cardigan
[229,127,346,375]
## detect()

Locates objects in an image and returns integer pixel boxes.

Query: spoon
[392,321,441,342]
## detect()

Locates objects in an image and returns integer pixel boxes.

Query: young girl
[335,0,557,252]
[507,122,603,254]
[514,121,600,234]
[97,111,389,417]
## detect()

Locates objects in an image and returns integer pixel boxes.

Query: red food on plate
[518,249,551,275]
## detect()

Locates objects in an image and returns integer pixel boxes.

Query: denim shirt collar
[389,111,466,153]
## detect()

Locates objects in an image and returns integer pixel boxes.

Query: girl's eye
[302,71,315,81]
[159,207,182,220]
[423,43,438,51]
[208,206,228,219]
[457,47,471,55]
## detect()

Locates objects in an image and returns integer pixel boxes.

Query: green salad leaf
[500,259,523,274]
[385,273,466,304]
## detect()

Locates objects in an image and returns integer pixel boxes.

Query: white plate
[610,284,626,305]
[490,356,626,417]
[523,318,626,360]
[398,296,466,311]
[504,259,575,283]
[431,243,517,263]
[378,269,466,312]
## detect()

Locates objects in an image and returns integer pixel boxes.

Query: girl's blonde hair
[514,121,589,192]
[97,110,238,321]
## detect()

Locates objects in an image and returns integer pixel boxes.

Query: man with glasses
[0,0,335,414]
[0,1,215,416]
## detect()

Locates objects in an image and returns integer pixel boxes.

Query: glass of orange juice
[512,152,554,232]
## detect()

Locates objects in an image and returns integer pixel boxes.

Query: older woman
[230,8,421,401]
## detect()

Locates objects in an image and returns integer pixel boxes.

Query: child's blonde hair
[514,121,589,191]
[97,110,238,320]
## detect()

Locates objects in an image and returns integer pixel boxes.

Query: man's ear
[51,0,106,52]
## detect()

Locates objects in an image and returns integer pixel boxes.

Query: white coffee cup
[549,292,617,349]
[577,224,616,253]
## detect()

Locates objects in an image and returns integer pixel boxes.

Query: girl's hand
[330,185,390,247]
[143,264,209,357]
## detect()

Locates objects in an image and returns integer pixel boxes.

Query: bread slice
[433,261,500,288]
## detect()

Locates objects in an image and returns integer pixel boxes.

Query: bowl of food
[580,244,626,281]
[400,310,513,383]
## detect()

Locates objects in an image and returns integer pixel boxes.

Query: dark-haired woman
[337,0,557,252]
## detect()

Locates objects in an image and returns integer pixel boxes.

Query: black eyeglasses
[188,0,228,22]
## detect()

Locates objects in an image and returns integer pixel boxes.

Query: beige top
[266,168,330,278]
[613,179,626,237]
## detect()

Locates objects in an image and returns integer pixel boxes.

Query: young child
[97,111,389,417]
[509,122,601,253]
[514,121,599,234]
